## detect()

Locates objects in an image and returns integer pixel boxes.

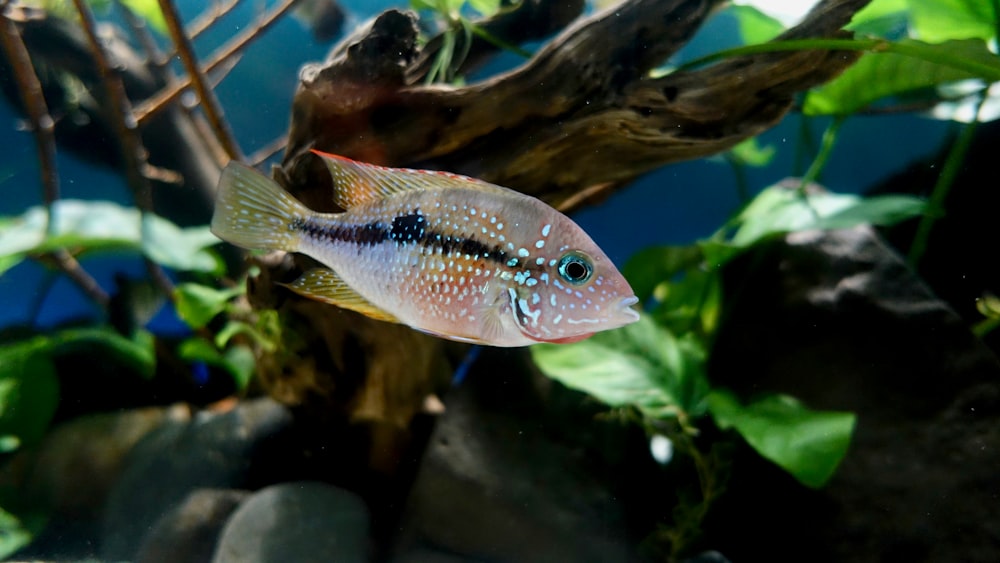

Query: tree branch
[0,8,110,308]
[157,0,244,161]
[133,0,301,126]
[285,0,871,209]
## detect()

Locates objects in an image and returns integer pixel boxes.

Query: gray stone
[212,482,370,563]
[101,398,297,560]
[136,488,249,563]
[706,226,1000,562]
[391,350,660,563]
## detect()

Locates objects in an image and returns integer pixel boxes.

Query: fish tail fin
[211,162,309,252]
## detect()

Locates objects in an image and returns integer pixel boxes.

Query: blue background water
[0,0,950,332]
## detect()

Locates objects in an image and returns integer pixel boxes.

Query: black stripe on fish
[297,213,509,264]
[296,218,389,246]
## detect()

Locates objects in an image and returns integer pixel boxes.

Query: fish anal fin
[280,268,399,323]
[310,149,507,210]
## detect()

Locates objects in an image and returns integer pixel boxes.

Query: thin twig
[0,11,59,232]
[188,0,241,39]
[157,0,245,161]
[248,135,288,166]
[70,0,176,298]
[47,251,112,307]
[134,0,302,126]
[114,0,169,70]
[0,10,112,310]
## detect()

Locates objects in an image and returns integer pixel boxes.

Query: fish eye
[557,252,593,285]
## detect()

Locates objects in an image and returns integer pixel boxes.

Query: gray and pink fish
[210,150,639,347]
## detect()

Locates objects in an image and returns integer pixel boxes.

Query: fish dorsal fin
[279,268,400,323]
[311,150,507,210]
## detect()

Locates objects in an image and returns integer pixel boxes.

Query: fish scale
[210,150,639,347]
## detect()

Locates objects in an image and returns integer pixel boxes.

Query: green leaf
[908,0,996,43]
[468,0,501,17]
[409,0,436,11]
[707,389,856,488]
[0,506,39,559]
[173,283,243,330]
[804,39,1000,116]
[623,245,704,303]
[728,5,786,44]
[728,136,777,167]
[729,185,926,248]
[114,0,167,34]
[178,338,256,390]
[650,267,722,338]
[0,347,59,453]
[51,328,156,378]
[223,345,256,390]
[0,200,222,275]
[847,0,910,36]
[142,219,223,275]
[531,315,709,420]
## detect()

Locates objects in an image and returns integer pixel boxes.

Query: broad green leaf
[728,5,785,45]
[708,389,856,488]
[468,0,501,17]
[848,0,909,37]
[214,319,275,351]
[728,136,777,167]
[0,344,59,452]
[908,0,996,43]
[650,268,722,338]
[224,345,256,390]
[47,328,156,379]
[410,0,436,11]
[0,200,222,275]
[0,506,40,560]
[729,185,926,248]
[142,218,222,275]
[804,39,1000,116]
[173,283,243,330]
[623,245,704,303]
[531,314,709,419]
[118,0,167,34]
[178,338,256,390]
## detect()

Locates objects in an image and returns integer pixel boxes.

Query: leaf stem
[907,101,982,266]
[678,38,1000,82]
[800,115,844,191]
[465,19,532,59]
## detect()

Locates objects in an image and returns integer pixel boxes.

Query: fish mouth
[616,295,641,324]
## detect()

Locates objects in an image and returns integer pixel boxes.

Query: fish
[210,150,640,347]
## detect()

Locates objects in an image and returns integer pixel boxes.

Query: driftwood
[283,0,870,210]
[253,0,872,432]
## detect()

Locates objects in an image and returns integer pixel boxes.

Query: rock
[136,488,249,563]
[3,405,189,560]
[101,398,298,560]
[391,350,664,563]
[705,226,1000,562]
[212,481,370,563]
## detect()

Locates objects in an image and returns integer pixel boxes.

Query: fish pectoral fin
[279,268,400,323]
[477,296,507,344]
